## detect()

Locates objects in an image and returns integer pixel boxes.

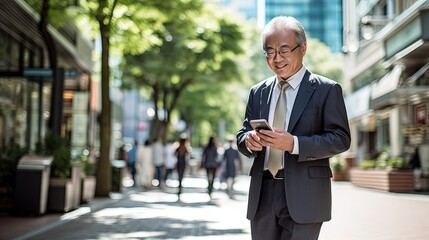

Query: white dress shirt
[264,65,306,170]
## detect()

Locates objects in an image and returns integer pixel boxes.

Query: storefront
[0,1,94,152]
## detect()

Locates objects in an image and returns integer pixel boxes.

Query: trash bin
[111,160,126,192]
[14,155,53,215]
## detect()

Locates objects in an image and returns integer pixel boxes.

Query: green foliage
[73,150,96,177]
[387,157,409,170]
[24,0,76,28]
[35,132,72,178]
[359,159,377,170]
[359,149,409,170]
[330,156,345,173]
[120,2,246,142]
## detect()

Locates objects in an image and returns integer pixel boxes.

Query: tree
[78,0,172,196]
[121,4,245,143]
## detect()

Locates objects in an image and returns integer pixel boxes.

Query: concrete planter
[350,168,414,192]
[47,178,74,212]
[333,171,347,181]
[81,176,96,204]
[47,164,82,212]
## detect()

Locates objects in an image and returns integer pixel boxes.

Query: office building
[343,0,429,188]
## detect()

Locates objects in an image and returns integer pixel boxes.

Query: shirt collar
[276,65,306,90]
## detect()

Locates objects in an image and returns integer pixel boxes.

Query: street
[7,175,429,240]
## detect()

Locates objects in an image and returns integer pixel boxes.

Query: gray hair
[261,16,307,50]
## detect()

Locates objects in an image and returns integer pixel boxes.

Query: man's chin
[275,68,291,79]
[277,73,292,80]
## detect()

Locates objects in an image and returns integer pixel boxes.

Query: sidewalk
[320,181,429,240]
[3,175,252,240]
[2,175,429,240]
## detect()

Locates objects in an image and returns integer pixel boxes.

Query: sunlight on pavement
[90,177,251,239]
[130,192,179,203]
[181,177,209,188]
[60,207,91,220]
[99,231,165,239]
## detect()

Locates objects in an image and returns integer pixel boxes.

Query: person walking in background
[152,138,164,187]
[201,136,219,198]
[137,139,154,190]
[222,137,242,197]
[176,136,190,196]
[236,16,351,240]
[127,139,138,186]
[163,139,177,186]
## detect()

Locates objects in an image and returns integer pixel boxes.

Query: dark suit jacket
[237,70,351,224]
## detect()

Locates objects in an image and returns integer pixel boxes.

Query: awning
[370,65,404,109]
[370,63,429,110]
[371,65,403,99]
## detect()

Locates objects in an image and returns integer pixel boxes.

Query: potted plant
[35,132,82,212]
[350,150,414,192]
[77,149,97,204]
[331,156,346,181]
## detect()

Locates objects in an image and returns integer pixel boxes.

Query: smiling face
[265,28,306,80]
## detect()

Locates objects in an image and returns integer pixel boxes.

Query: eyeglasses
[264,45,300,59]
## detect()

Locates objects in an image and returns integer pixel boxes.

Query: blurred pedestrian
[222,138,242,197]
[137,139,154,190]
[176,136,190,196]
[127,139,138,186]
[201,136,219,198]
[118,144,127,162]
[152,138,164,187]
[163,139,177,185]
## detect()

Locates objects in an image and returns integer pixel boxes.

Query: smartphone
[250,119,273,131]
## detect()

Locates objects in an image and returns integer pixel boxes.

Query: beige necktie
[267,81,289,176]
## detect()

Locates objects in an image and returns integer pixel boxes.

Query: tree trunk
[95,22,112,197]
[39,0,62,136]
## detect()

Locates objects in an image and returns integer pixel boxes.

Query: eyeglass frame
[263,44,300,59]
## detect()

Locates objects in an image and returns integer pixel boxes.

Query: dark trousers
[177,164,186,194]
[164,168,174,182]
[250,177,323,240]
[155,165,163,184]
[206,168,216,194]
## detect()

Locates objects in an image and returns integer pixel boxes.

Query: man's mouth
[276,63,287,69]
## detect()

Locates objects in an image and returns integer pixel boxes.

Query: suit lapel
[288,71,316,132]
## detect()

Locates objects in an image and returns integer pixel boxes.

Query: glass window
[0,78,28,148]
[0,29,8,71]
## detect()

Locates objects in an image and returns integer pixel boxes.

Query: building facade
[215,0,343,52]
[262,0,343,52]
[343,0,429,186]
[216,0,258,20]
[0,0,95,154]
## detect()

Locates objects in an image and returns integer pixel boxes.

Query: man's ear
[301,42,307,55]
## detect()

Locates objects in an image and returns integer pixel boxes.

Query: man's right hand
[245,131,264,151]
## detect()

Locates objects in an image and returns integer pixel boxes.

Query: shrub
[388,157,408,170]
[359,159,376,170]
[35,132,71,178]
[330,157,345,173]
[359,157,409,170]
